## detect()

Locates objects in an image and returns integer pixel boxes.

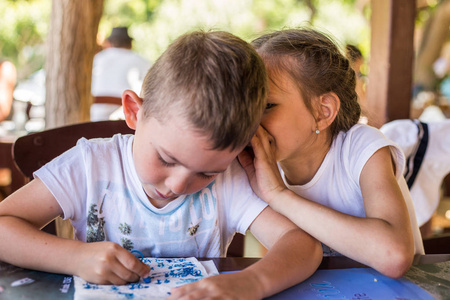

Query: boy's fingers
[108,257,141,283]
[105,272,129,285]
[116,250,150,282]
[138,261,151,278]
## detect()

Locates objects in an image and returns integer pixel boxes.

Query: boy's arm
[0,178,150,284]
[244,206,322,296]
[169,207,322,299]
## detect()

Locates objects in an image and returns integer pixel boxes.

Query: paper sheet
[74,257,218,300]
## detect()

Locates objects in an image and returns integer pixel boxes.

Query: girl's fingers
[253,126,277,165]
[256,126,276,155]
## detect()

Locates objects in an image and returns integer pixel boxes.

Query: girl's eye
[158,155,175,167]
[265,103,276,110]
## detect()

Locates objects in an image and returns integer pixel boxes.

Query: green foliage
[121,0,370,64]
[0,0,50,79]
[1,0,371,80]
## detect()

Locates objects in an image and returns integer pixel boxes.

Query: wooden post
[45,0,104,129]
[367,0,416,128]
[45,0,104,238]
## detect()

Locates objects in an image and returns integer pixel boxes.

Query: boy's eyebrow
[160,147,227,174]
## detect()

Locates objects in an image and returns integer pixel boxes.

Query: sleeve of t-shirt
[345,125,406,183]
[215,159,268,236]
[33,138,89,221]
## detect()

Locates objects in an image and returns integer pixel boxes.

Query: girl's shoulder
[332,123,403,171]
[335,124,387,150]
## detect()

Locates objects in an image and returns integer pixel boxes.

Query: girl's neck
[280,135,332,186]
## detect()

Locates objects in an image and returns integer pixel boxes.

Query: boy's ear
[316,92,339,131]
[122,90,143,130]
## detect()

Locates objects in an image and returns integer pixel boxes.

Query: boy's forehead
[144,116,239,171]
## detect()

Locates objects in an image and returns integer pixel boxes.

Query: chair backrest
[93,96,122,106]
[423,233,450,254]
[13,120,134,179]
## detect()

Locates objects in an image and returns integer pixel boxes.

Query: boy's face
[132,114,242,208]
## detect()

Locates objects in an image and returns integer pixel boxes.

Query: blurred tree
[1,0,369,79]
[45,0,104,239]
[45,0,103,128]
[0,0,50,80]
[413,0,450,95]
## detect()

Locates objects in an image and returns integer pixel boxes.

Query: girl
[239,28,424,278]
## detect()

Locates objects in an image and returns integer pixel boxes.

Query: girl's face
[132,114,241,208]
[261,71,318,163]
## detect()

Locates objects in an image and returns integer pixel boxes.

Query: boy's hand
[238,126,286,205]
[72,241,150,285]
[167,271,263,300]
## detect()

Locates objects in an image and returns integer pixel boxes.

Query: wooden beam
[367,0,416,128]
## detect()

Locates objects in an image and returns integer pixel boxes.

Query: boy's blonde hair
[141,30,268,151]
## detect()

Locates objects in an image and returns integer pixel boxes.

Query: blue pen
[131,250,151,283]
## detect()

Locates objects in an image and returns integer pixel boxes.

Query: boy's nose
[166,171,190,195]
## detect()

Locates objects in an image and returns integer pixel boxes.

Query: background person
[91,26,151,121]
[0,59,17,122]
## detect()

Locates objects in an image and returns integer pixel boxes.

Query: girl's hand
[238,126,287,205]
[168,271,263,300]
[72,241,150,285]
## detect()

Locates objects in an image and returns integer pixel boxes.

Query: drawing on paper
[74,257,217,300]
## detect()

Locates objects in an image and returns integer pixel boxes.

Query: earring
[315,128,320,134]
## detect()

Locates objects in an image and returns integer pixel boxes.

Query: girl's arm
[0,178,150,284]
[239,128,414,278]
[169,206,322,299]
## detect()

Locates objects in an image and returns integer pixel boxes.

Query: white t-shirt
[281,124,424,255]
[34,134,267,258]
[381,119,450,226]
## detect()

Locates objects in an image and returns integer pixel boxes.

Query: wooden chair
[12,120,244,256]
[423,233,450,254]
[13,120,133,179]
[93,96,122,106]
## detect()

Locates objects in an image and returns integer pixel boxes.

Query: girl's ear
[316,92,340,131]
[122,90,143,130]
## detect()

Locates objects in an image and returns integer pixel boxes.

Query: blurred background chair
[422,233,450,254]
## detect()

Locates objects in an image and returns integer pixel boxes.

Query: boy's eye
[158,155,175,167]
[197,173,216,180]
[265,103,276,110]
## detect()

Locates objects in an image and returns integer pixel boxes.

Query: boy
[0,31,321,299]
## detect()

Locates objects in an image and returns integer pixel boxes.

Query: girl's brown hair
[252,28,361,138]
